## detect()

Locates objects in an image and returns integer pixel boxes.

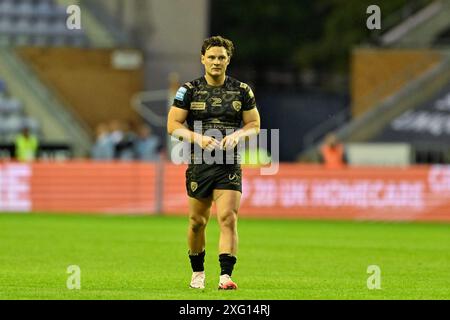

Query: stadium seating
[0,77,40,142]
[0,0,88,47]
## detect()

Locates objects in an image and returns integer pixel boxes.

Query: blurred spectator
[135,123,160,162]
[92,119,162,161]
[114,120,137,161]
[108,119,125,147]
[91,122,114,160]
[15,125,39,162]
[319,133,346,169]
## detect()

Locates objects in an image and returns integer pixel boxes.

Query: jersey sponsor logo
[175,87,187,101]
[190,182,198,192]
[232,101,242,112]
[211,97,222,107]
[226,91,240,94]
[190,102,206,110]
[248,88,255,99]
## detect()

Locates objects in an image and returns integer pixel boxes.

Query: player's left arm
[221,108,260,150]
[240,108,261,138]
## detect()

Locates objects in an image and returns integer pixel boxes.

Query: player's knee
[189,215,208,233]
[218,210,237,229]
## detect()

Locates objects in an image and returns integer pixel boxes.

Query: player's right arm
[167,106,220,151]
[168,83,220,151]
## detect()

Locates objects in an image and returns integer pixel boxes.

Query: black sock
[189,250,205,272]
[219,254,237,276]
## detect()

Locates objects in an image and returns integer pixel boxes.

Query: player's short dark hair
[201,36,234,58]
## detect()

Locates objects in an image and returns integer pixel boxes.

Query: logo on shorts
[232,101,242,112]
[190,182,198,192]
[228,173,241,186]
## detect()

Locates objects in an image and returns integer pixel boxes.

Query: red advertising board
[163,164,450,221]
[1,162,450,221]
[0,162,156,214]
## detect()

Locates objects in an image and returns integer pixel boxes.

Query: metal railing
[378,0,441,46]
[131,90,170,127]
[368,0,435,45]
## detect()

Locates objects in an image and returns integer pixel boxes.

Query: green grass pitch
[0,213,449,300]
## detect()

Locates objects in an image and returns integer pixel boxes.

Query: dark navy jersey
[172,76,257,164]
[172,76,256,135]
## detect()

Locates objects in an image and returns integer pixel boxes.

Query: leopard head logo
[232,101,242,112]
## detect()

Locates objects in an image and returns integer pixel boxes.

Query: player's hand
[198,135,220,151]
[220,130,242,150]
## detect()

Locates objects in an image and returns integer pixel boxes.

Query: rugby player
[167,36,260,290]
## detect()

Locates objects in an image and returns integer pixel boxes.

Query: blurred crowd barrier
[1,161,450,222]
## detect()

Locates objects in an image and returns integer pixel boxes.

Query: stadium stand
[0,0,88,47]
[0,77,40,144]
[0,0,154,159]
[372,68,450,164]
[300,1,450,165]
[302,51,450,165]
[0,46,92,158]
[351,49,443,117]
[17,47,144,133]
